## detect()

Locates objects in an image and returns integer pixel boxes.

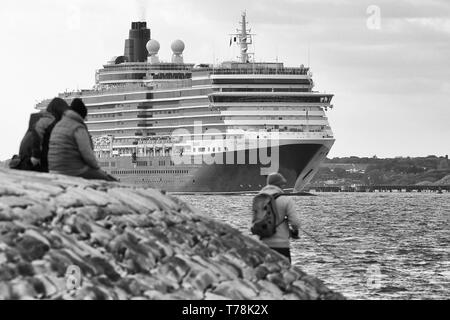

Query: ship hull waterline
[102,140,334,193]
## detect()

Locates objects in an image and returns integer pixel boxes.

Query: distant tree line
[313,155,450,186]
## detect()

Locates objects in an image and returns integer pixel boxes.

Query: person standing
[257,173,301,263]
[48,98,116,181]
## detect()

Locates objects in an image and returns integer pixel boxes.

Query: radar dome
[146,40,160,55]
[171,40,185,55]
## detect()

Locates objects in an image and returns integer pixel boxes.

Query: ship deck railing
[210,67,309,76]
[58,83,151,98]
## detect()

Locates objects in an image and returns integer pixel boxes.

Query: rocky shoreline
[0,168,345,300]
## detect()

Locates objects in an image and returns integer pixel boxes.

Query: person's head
[71,98,88,120]
[267,172,288,189]
[47,98,69,121]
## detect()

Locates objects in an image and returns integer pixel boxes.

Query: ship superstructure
[37,13,335,192]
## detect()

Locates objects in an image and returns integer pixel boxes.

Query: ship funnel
[124,21,151,63]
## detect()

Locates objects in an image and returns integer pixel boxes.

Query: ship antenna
[230,11,255,63]
[307,43,311,68]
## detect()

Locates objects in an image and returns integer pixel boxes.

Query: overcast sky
[0,0,449,160]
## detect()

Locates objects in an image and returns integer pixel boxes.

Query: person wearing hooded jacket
[12,98,69,172]
[48,98,116,181]
[258,173,301,263]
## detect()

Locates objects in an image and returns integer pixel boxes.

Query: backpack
[251,193,288,239]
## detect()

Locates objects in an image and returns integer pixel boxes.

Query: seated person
[48,98,116,181]
[12,98,68,172]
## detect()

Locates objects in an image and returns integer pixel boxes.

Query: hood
[260,184,284,195]
[28,111,54,131]
[47,98,69,121]
[64,110,85,124]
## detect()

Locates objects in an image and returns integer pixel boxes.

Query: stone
[204,292,231,300]
[72,215,94,235]
[53,188,87,208]
[256,290,279,300]
[144,290,169,300]
[21,181,63,196]
[0,264,17,281]
[212,279,258,300]
[255,265,270,280]
[286,284,312,300]
[104,203,134,216]
[157,260,189,284]
[292,280,319,300]
[88,257,121,281]
[182,259,219,292]
[16,235,50,261]
[0,282,11,299]
[190,255,230,282]
[166,288,204,300]
[10,280,38,299]
[0,252,7,265]
[283,293,301,300]
[212,281,246,300]
[17,261,35,276]
[257,280,284,297]
[211,260,240,280]
[134,189,179,211]
[0,168,344,301]
[32,260,52,275]
[79,188,117,207]
[282,270,300,285]
[263,262,282,273]
[74,206,107,221]
[27,204,55,222]
[24,229,51,247]
[107,188,159,214]
[28,277,46,298]
[235,248,264,268]
[266,273,288,291]
[301,275,331,294]
[0,196,37,208]
[0,210,14,222]
[45,250,74,277]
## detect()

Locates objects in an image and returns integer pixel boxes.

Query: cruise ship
[37,13,335,193]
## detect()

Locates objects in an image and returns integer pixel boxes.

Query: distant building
[321,163,368,174]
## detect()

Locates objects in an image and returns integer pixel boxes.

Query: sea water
[179,192,450,300]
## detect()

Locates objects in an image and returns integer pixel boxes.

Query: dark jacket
[258,185,301,248]
[13,98,68,172]
[14,112,54,172]
[48,110,99,176]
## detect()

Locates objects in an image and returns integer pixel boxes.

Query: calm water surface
[178,192,449,300]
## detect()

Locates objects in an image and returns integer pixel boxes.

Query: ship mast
[232,12,254,63]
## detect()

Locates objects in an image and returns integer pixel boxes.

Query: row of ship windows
[89,106,321,118]
[219,88,310,92]
[83,93,328,107]
[90,118,317,126]
[81,89,209,105]
[89,100,207,112]
[111,170,189,175]
[96,125,327,135]
[211,97,330,103]
[99,160,175,167]
[90,118,323,129]
[193,147,229,153]
[89,109,182,119]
